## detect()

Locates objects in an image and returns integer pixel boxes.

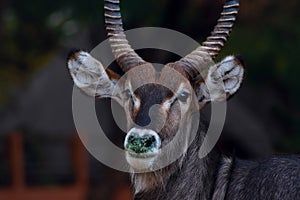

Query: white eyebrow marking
[128,81,141,109]
[134,96,141,109]
[162,99,172,111]
[174,83,186,96]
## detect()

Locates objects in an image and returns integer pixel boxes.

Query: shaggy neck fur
[131,124,228,200]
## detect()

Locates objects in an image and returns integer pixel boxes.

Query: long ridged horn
[174,0,240,79]
[104,0,146,72]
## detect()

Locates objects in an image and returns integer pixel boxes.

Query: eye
[177,92,190,103]
[123,89,132,100]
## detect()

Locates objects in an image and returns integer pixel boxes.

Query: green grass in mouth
[126,134,157,154]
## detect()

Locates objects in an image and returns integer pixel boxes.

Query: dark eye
[177,92,190,103]
[123,89,132,100]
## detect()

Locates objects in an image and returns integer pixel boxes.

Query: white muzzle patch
[124,128,161,170]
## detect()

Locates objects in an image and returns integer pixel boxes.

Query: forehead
[125,63,192,93]
[134,84,173,103]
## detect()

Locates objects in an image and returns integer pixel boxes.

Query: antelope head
[68,0,244,173]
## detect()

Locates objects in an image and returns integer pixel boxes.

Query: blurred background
[0,0,300,199]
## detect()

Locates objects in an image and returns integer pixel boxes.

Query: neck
[132,134,222,200]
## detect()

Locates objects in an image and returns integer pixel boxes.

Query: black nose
[125,133,157,154]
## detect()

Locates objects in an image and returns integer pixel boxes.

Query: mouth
[125,143,160,170]
[125,150,159,170]
[126,148,160,158]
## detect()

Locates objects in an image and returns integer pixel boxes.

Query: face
[118,64,199,170]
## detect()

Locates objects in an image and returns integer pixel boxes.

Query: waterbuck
[67,0,300,199]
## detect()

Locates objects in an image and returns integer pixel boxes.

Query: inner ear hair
[195,55,245,107]
[67,50,120,98]
[218,55,245,95]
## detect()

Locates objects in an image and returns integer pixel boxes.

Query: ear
[195,55,244,108]
[67,49,120,98]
